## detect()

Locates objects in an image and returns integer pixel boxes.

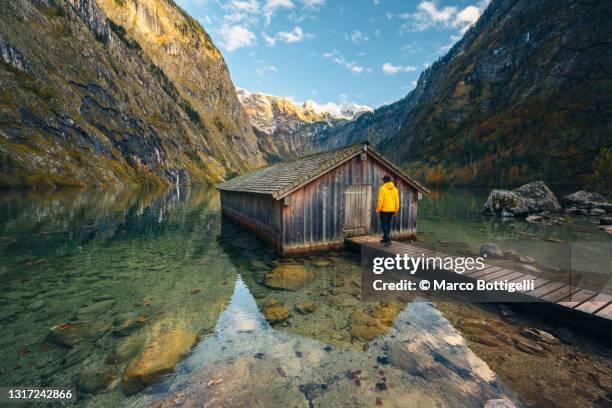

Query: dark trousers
[380,211,393,242]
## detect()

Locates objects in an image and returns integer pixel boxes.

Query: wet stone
[520,327,560,345]
[264,264,314,291]
[48,321,93,348]
[512,336,546,356]
[122,328,198,394]
[112,313,149,337]
[262,298,290,324]
[77,363,116,394]
[296,301,316,314]
[350,311,386,342]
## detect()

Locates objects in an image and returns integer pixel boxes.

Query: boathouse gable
[217,143,428,256]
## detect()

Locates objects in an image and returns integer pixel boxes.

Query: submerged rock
[520,327,560,345]
[479,243,520,261]
[112,313,149,337]
[512,336,545,356]
[483,181,560,217]
[122,328,198,394]
[48,321,93,348]
[264,264,314,291]
[371,302,402,327]
[262,299,290,324]
[77,363,116,394]
[296,301,316,314]
[348,305,400,342]
[485,399,517,408]
[349,311,386,342]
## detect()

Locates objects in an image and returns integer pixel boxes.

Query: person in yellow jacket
[376,175,400,244]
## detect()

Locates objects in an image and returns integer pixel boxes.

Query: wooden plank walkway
[346,235,612,327]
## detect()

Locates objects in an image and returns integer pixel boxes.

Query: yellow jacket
[376,182,400,213]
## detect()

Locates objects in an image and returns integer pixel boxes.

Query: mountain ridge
[308,0,611,190]
[0,0,265,188]
[237,87,372,162]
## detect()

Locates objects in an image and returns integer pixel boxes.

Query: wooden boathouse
[217,142,429,256]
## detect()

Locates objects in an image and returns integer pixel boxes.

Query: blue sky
[175,0,490,109]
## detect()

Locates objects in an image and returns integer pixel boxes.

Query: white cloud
[227,0,260,14]
[349,30,369,44]
[454,5,480,32]
[263,0,294,25]
[263,26,310,45]
[398,1,485,34]
[277,26,305,43]
[256,65,278,77]
[262,32,277,46]
[218,25,257,51]
[302,0,325,9]
[322,49,365,74]
[382,62,416,74]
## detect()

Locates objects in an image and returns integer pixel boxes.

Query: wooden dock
[346,235,612,328]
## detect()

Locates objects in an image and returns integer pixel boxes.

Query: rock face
[483,181,559,216]
[122,328,198,394]
[0,0,264,188]
[237,88,372,162]
[264,264,314,291]
[308,0,610,189]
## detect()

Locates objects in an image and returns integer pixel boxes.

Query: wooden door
[343,185,372,237]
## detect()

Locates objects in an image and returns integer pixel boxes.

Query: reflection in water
[419,188,611,292]
[135,276,517,407]
[0,186,609,407]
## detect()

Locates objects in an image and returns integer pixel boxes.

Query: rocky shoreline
[483,181,611,234]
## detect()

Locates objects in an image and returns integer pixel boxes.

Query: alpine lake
[0,185,610,407]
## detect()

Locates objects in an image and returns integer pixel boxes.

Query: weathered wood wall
[280,154,417,255]
[219,191,282,250]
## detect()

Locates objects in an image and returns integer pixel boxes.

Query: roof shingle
[217,142,428,199]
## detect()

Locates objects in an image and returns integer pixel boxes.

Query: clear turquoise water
[0,186,610,407]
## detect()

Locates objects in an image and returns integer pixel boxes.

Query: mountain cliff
[0,0,265,188]
[237,88,372,162]
[316,0,611,190]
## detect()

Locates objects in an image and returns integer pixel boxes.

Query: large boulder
[122,328,198,394]
[264,264,314,291]
[483,181,560,217]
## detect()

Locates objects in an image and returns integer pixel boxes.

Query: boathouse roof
[217,142,428,199]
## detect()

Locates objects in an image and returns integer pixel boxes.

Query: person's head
[382,175,392,183]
